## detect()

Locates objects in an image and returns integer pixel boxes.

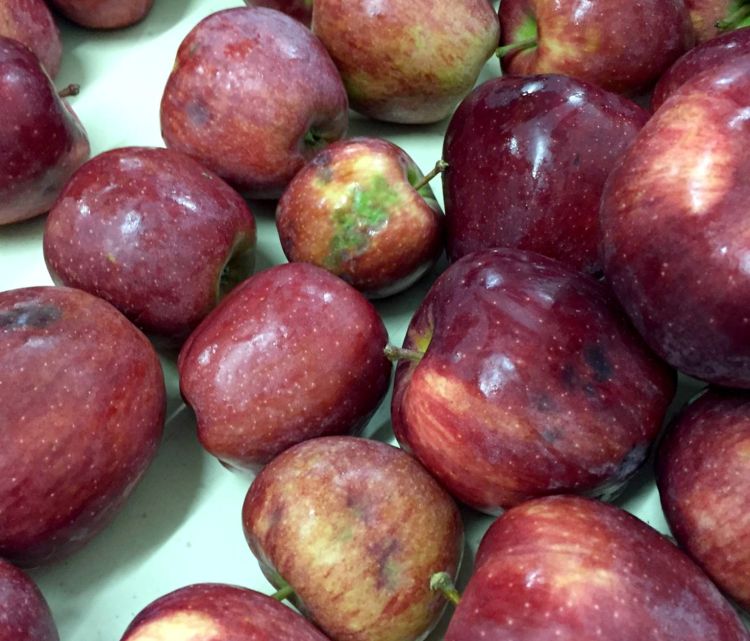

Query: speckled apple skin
[47,0,153,29]
[442,75,648,273]
[311,0,499,124]
[657,389,750,611]
[445,496,750,641]
[43,146,257,344]
[243,436,464,641]
[0,287,166,566]
[0,37,89,226]
[0,559,58,641]
[276,137,444,298]
[499,0,693,95]
[0,0,61,77]
[391,248,675,513]
[161,7,348,199]
[178,263,391,469]
[686,0,742,43]
[120,583,332,641]
[245,0,312,26]
[601,55,750,388]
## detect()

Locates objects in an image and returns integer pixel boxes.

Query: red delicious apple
[0,559,58,641]
[0,0,61,77]
[600,54,750,388]
[245,0,312,25]
[243,436,463,641]
[311,0,499,123]
[442,74,648,273]
[0,36,89,226]
[120,583,332,641]
[444,495,750,640]
[276,137,444,298]
[391,248,675,513]
[687,0,750,42]
[178,263,391,470]
[498,0,694,95]
[161,7,348,199]
[43,146,257,345]
[0,286,165,566]
[47,0,153,29]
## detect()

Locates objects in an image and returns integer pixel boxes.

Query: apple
[687,0,750,42]
[391,248,675,513]
[242,436,464,641]
[498,0,694,95]
[178,262,391,470]
[443,495,750,640]
[600,54,750,387]
[0,559,58,641]
[311,0,499,124]
[442,74,648,273]
[47,0,153,29]
[0,286,165,566]
[161,7,348,199]
[276,137,444,298]
[43,146,257,345]
[120,583,332,641]
[0,36,89,226]
[245,0,312,25]
[0,0,61,77]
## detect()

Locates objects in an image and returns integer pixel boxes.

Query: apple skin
[276,137,444,298]
[600,54,750,388]
[0,286,165,566]
[445,496,750,641]
[686,0,749,42]
[47,0,153,29]
[442,74,648,273]
[0,36,89,226]
[245,0,312,26]
[0,559,58,641]
[311,0,499,124]
[43,146,257,345]
[0,0,62,77]
[120,583,332,641]
[178,263,391,470]
[499,0,694,95]
[391,248,675,513]
[161,7,348,199]
[242,436,463,641]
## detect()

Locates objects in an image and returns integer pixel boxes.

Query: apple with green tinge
[43,146,256,345]
[311,0,499,123]
[0,286,165,566]
[161,7,348,199]
[276,137,444,298]
[243,436,463,641]
[0,559,58,641]
[47,0,153,29]
[687,0,750,42]
[244,0,311,25]
[0,0,61,77]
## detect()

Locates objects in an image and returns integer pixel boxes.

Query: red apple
[245,0,312,25]
[161,7,348,199]
[600,54,750,387]
[0,0,61,77]
[444,496,750,640]
[0,36,89,226]
[687,0,750,42]
[47,0,153,29]
[442,74,648,273]
[0,286,165,566]
[242,436,463,641]
[43,146,256,345]
[0,559,58,641]
[311,0,499,124]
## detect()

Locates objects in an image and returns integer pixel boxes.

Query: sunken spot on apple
[584,345,613,383]
[186,99,211,126]
[0,304,61,330]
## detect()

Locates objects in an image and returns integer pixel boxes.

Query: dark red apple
[43,146,256,345]
[161,7,348,199]
[47,0,153,29]
[0,286,165,566]
[687,0,750,42]
[245,0,311,25]
[0,0,61,77]
[442,74,648,273]
[0,559,58,641]
[0,36,89,226]
[243,436,463,641]
[391,248,675,513]
[444,496,750,640]
[600,54,750,387]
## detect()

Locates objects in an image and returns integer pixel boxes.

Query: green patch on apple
[718,0,750,29]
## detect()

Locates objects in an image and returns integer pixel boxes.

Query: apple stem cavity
[717,2,750,29]
[216,235,255,303]
[57,84,80,98]
[384,344,424,363]
[429,571,461,606]
[413,159,448,192]
[495,38,537,59]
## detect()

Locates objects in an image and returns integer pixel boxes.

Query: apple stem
[430,571,461,606]
[270,583,295,602]
[413,159,449,192]
[717,2,750,29]
[57,83,80,98]
[495,38,537,59]
[384,344,424,363]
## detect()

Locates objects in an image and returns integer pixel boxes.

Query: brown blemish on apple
[127,611,223,640]
[0,304,61,329]
[584,345,613,383]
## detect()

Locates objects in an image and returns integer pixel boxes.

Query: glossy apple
[43,146,256,345]
[245,0,311,25]
[243,436,463,641]
[444,496,750,641]
[0,0,61,77]
[0,559,58,641]
[601,54,750,387]
[47,0,153,29]
[312,0,499,123]
[687,0,750,42]
[276,137,444,298]
[442,74,648,273]
[0,286,165,566]
[161,7,348,199]
[0,36,89,226]
[498,0,693,95]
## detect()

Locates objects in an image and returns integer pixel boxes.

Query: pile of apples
[1,0,750,639]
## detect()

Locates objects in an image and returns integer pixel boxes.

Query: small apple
[244,0,312,25]
[0,559,58,641]
[0,0,61,77]
[242,436,464,641]
[47,0,153,29]
[687,0,750,42]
